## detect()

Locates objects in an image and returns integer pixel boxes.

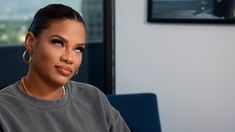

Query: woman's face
[26,19,86,86]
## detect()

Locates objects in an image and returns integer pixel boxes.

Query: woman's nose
[61,50,73,64]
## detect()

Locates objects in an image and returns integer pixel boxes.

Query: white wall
[115,0,235,132]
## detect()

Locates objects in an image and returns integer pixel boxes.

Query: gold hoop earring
[74,69,79,76]
[23,50,32,64]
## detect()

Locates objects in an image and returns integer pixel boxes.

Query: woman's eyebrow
[75,43,86,47]
[50,35,85,47]
[50,35,68,43]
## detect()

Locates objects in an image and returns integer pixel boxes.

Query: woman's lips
[55,65,72,76]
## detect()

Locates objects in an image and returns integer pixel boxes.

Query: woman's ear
[25,32,36,55]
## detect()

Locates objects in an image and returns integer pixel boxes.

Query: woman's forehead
[42,20,85,35]
[39,20,86,42]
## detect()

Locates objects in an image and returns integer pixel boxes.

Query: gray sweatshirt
[0,81,130,132]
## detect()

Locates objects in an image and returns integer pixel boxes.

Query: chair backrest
[0,46,28,89]
[107,93,161,132]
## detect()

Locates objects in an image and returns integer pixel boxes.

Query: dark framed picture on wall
[147,0,235,23]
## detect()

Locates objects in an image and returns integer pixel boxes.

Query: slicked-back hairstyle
[28,4,85,37]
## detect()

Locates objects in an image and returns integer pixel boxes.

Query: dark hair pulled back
[28,4,85,37]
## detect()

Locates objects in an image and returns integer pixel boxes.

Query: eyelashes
[51,39,64,46]
[75,47,85,53]
[51,38,85,53]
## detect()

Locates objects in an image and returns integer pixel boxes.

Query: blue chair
[107,93,161,132]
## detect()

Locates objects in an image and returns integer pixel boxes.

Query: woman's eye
[75,47,84,53]
[51,39,64,47]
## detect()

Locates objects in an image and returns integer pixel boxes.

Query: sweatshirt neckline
[14,81,70,109]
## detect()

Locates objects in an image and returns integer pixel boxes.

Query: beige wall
[115,0,235,132]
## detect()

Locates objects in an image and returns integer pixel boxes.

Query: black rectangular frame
[147,0,235,24]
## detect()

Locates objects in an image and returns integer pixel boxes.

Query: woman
[0,4,130,132]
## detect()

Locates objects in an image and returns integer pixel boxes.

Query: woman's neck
[21,74,65,101]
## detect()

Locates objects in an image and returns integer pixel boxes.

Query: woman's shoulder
[66,80,101,94]
[66,80,108,104]
[67,80,97,89]
[0,83,18,98]
[0,83,22,109]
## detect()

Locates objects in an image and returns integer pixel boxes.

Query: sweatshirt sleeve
[96,90,130,132]
[109,106,131,132]
[85,83,131,132]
